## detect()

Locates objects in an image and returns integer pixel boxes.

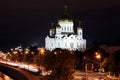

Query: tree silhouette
[43,48,75,80]
[105,50,120,75]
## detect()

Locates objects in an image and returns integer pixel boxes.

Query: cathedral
[45,6,86,51]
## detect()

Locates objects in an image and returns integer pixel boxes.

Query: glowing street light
[13,51,18,54]
[54,52,57,55]
[96,54,101,59]
[39,48,45,55]
[25,51,29,54]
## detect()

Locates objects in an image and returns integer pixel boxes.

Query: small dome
[56,24,61,28]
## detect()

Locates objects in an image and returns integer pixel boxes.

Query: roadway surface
[0,63,43,80]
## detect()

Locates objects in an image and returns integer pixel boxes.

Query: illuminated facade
[45,6,86,51]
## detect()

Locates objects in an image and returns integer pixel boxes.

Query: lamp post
[83,56,86,72]
[95,52,101,72]
[39,48,45,70]
[40,48,45,55]
[24,50,29,62]
[85,63,88,80]
[13,51,18,61]
[24,49,29,70]
[83,56,88,79]
[31,52,34,64]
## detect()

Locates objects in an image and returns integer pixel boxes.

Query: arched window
[67,27,69,31]
[64,27,66,31]
[70,43,74,48]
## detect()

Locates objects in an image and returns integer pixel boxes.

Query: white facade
[45,9,86,51]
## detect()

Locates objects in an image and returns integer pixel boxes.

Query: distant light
[25,51,29,54]
[11,49,13,51]
[96,54,101,59]
[13,51,18,54]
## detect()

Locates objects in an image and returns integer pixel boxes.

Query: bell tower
[50,23,55,37]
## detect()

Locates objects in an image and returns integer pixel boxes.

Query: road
[0,63,43,80]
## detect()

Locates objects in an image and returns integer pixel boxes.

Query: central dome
[59,13,71,20]
[59,6,72,21]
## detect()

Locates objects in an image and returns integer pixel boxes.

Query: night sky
[0,0,120,49]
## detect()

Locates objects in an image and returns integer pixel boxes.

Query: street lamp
[31,52,34,63]
[40,48,45,55]
[24,49,30,70]
[83,56,86,71]
[95,52,101,72]
[39,48,45,70]
[13,51,18,61]
[85,63,88,80]
[83,56,88,79]
[23,49,29,62]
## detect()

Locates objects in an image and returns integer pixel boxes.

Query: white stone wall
[45,34,86,52]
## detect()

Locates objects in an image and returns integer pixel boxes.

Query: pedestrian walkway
[73,70,110,80]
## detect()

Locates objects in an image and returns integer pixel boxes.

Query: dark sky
[0,0,120,49]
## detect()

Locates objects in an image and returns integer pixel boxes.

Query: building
[45,6,86,51]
